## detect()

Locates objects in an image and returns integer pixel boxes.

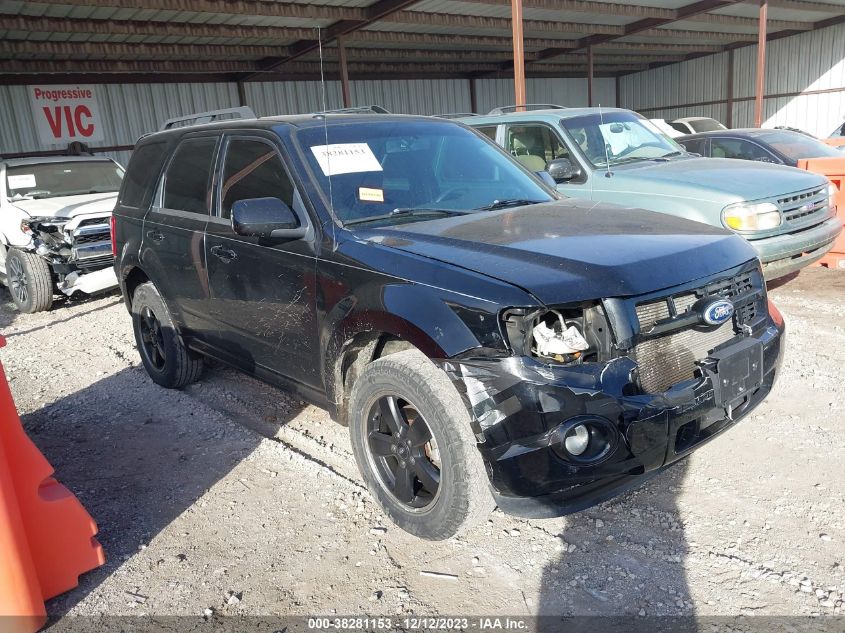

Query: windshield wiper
[344,207,468,226]
[474,199,545,211]
[649,151,686,161]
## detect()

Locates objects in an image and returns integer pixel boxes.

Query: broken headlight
[501,303,612,364]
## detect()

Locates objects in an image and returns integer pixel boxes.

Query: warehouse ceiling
[0,0,843,83]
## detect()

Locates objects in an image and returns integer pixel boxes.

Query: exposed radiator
[632,322,737,393]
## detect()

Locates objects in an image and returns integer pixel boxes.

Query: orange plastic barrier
[824,137,845,150]
[0,335,105,632]
[796,157,845,270]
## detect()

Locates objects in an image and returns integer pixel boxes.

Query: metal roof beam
[347,30,579,49]
[527,0,745,63]
[764,0,845,12]
[243,0,427,80]
[9,0,367,20]
[445,0,674,19]
[0,59,255,74]
[0,40,290,60]
[0,14,315,41]
[382,11,625,35]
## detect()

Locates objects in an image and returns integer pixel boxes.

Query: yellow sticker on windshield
[359,187,385,202]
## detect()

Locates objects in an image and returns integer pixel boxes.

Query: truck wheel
[131,282,203,389]
[6,249,54,313]
[348,349,494,540]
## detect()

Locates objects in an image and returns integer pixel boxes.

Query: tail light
[109,215,117,257]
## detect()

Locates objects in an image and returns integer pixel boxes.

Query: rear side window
[220,139,294,219]
[119,142,167,209]
[162,137,217,214]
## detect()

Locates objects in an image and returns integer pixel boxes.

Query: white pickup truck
[1,155,123,312]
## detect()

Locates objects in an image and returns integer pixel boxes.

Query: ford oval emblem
[702,299,735,326]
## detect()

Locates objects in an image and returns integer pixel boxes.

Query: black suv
[113,112,784,539]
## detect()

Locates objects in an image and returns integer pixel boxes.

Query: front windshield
[689,118,726,133]
[755,130,843,160]
[560,112,685,168]
[5,160,124,200]
[295,120,554,226]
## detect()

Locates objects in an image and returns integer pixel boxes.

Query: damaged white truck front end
[1,156,123,312]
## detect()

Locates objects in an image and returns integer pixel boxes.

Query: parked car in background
[677,127,845,270]
[463,108,841,280]
[676,127,844,166]
[0,155,123,312]
[670,117,727,135]
[113,109,784,539]
[649,118,683,138]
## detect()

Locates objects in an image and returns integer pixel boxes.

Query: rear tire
[348,349,494,540]
[6,249,53,313]
[131,282,203,389]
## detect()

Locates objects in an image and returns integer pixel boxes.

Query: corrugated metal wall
[619,22,845,137]
[1,76,612,162]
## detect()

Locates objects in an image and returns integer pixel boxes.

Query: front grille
[77,217,109,228]
[632,323,736,393]
[73,231,109,245]
[632,267,764,393]
[778,186,828,229]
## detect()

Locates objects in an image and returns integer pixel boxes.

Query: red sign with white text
[28,85,105,145]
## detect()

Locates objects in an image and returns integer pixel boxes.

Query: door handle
[210,245,237,262]
[146,230,165,243]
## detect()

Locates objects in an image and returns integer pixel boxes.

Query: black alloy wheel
[366,395,441,510]
[138,305,167,371]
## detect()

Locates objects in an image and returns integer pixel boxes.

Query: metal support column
[726,49,735,128]
[469,77,478,114]
[754,0,767,127]
[587,46,594,107]
[511,0,526,111]
[337,35,352,109]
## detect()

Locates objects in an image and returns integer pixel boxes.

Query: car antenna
[599,103,613,178]
[317,27,338,248]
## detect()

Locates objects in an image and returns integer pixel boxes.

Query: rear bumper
[439,319,784,519]
[751,216,843,279]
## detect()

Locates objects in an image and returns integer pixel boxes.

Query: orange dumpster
[0,335,105,632]
[796,157,845,270]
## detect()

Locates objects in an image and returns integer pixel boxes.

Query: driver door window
[710,138,779,163]
[505,125,571,172]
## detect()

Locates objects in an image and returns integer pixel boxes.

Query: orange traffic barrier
[796,157,845,270]
[0,335,105,632]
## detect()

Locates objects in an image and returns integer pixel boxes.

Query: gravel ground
[0,268,843,624]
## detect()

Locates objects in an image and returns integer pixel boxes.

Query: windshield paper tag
[8,174,36,189]
[311,143,383,176]
[358,187,384,202]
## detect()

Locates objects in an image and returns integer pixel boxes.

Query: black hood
[356,199,758,304]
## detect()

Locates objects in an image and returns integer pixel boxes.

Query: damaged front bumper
[439,319,784,519]
[23,215,117,296]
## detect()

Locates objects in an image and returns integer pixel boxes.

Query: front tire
[131,282,203,389]
[6,249,53,313]
[348,349,493,540]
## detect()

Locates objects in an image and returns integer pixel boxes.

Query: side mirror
[231,197,306,240]
[546,158,582,183]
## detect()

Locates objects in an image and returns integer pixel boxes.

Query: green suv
[464,108,842,280]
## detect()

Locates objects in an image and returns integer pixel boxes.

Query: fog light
[564,424,590,456]
[550,416,619,465]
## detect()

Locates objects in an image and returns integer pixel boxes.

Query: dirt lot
[1,268,843,625]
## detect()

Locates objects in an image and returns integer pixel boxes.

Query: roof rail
[313,105,391,116]
[433,113,479,119]
[159,106,256,131]
[487,104,566,115]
